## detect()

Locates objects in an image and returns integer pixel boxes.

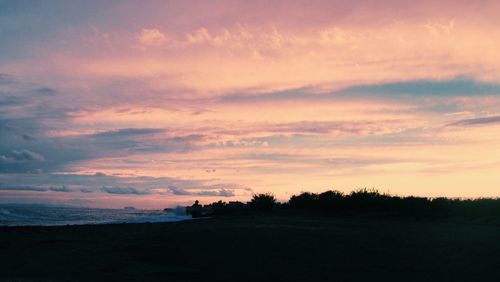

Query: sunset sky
[1,0,500,208]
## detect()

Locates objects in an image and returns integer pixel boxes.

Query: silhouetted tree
[347,188,388,212]
[289,192,318,209]
[318,190,344,212]
[250,193,277,212]
[208,200,246,215]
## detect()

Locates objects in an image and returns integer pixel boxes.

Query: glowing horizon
[1,1,500,209]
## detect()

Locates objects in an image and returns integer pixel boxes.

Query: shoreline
[0,215,194,228]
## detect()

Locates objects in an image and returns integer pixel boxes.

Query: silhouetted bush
[208,200,246,215]
[318,190,344,212]
[250,193,277,212]
[187,189,500,219]
[289,192,318,210]
[346,188,390,212]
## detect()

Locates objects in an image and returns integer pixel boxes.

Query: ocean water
[0,204,192,227]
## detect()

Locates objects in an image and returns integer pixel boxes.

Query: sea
[0,204,192,227]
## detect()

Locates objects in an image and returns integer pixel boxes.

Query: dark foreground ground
[1,215,500,281]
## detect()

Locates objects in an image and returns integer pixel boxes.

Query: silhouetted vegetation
[188,200,203,217]
[249,193,277,212]
[186,188,500,219]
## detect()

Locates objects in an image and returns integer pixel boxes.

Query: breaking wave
[0,205,192,227]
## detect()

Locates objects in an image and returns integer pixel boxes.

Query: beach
[1,215,500,281]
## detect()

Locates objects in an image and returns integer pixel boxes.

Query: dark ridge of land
[1,215,500,282]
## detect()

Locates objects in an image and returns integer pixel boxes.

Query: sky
[1,0,500,209]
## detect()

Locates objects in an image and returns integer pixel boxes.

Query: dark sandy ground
[1,215,500,281]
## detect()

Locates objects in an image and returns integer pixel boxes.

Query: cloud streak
[0,185,48,192]
[336,78,500,97]
[89,128,165,138]
[49,186,73,193]
[101,186,149,195]
[448,115,500,127]
[168,186,236,197]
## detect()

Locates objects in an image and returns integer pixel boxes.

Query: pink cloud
[138,28,167,46]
